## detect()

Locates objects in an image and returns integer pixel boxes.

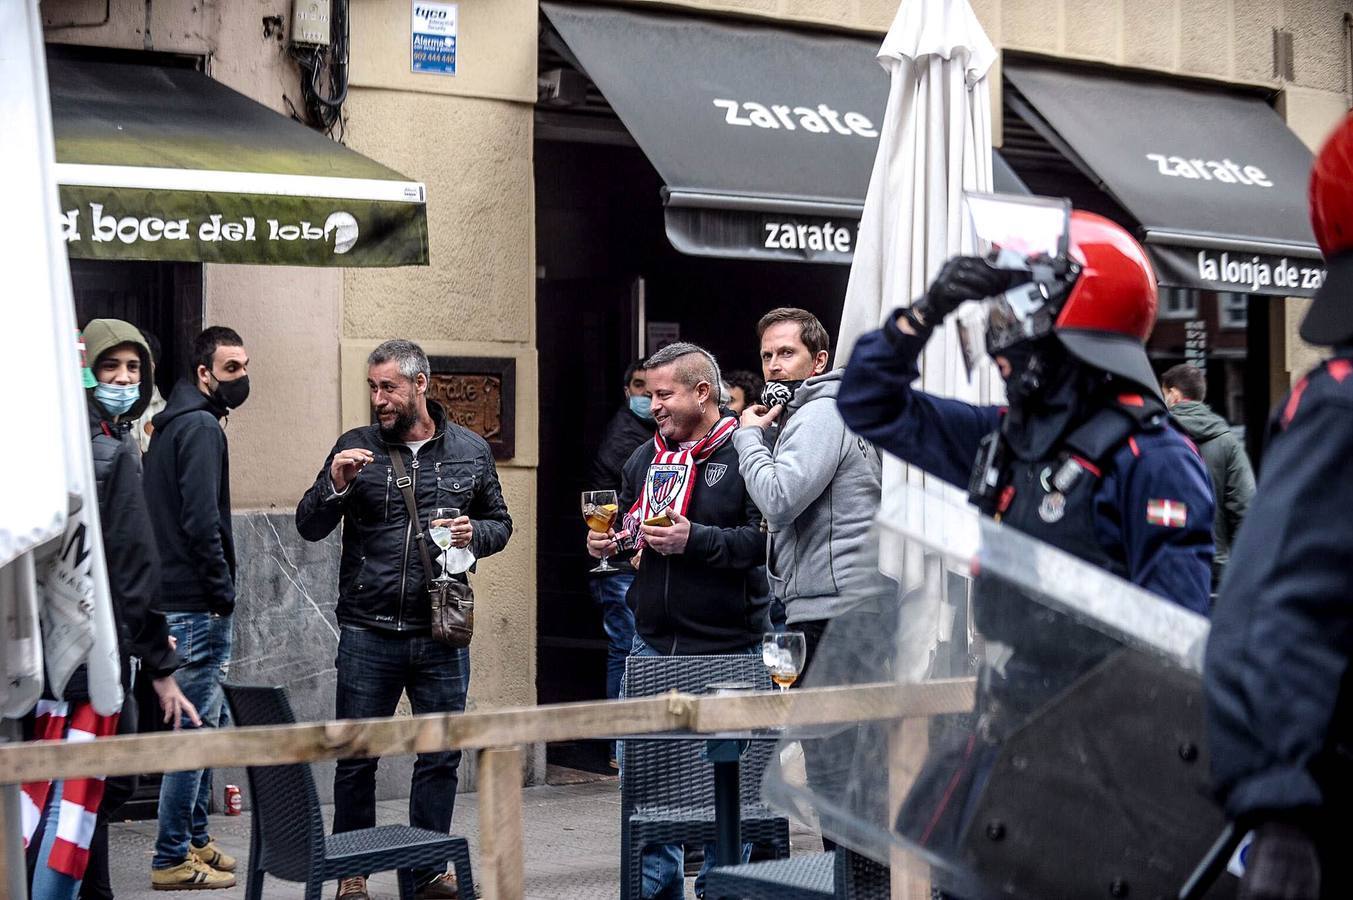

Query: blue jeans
[332,625,469,887]
[153,612,232,869]
[29,781,80,900]
[588,573,636,702]
[626,636,754,900]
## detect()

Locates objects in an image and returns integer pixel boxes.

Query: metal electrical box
[291,0,331,46]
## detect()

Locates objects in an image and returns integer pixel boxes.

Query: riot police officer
[838,210,1214,614]
[1204,113,1353,900]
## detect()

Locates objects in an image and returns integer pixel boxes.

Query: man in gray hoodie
[1161,363,1255,590]
[734,308,895,656]
[734,308,895,853]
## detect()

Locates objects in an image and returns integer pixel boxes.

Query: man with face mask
[838,212,1213,615]
[585,360,650,760]
[143,325,249,890]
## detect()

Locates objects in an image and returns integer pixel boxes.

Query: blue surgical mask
[629,394,653,420]
[94,382,140,417]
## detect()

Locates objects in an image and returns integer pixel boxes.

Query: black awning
[50,59,428,267]
[1005,60,1325,297]
[541,2,887,264]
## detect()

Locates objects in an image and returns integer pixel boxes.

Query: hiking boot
[189,839,237,872]
[150,858,236,890]
[336,876,370,899]
[415,873,460,899]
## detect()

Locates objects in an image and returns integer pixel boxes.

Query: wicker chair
[702,847,892,899]
[619,654,791,900]
[222,684,476,900]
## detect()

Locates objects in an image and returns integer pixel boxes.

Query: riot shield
[764,486,1234,899]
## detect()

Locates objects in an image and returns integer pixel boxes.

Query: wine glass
[428,507,460,582]
[762,632,807,693]
[582,490,621,574]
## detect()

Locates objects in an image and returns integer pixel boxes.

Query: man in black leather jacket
[296,339,512,900]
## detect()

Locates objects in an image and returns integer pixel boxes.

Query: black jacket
[1205,354,1353,823]
[618,427,766,654]
[59,407,180,703]
[295,402,513,632]
[143,379,236,615]
[588,405,654,493]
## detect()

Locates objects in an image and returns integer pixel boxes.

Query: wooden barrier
[0,679,975,898]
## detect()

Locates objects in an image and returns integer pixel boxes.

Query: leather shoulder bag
[389,450,474,648]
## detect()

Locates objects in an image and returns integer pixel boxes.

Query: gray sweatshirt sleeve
[732,402,844,527]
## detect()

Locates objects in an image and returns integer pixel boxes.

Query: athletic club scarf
[625,416,738,549]
[22,699,119,880]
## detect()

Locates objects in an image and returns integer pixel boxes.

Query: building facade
[42,0,1353,794]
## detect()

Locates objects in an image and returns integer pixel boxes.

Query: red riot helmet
[978,210,1161,394]
[1300,113,1353,346]
[1053,210,1161,395]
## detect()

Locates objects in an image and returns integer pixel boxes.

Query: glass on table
[428,507,461,582]
[582,490,621,574]
[762,631,807,693]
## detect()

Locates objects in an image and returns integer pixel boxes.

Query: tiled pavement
[107,769,823,899]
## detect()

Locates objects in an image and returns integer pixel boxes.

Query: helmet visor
[957,283,1060,376]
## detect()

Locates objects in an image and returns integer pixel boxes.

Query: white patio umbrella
[836,0,998,650]
[0,0,123,720]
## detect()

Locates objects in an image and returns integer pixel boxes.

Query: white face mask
[94,382,139,417]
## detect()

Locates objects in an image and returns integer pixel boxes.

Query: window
[1159,289,1199,319]
[1219,293,1248,329]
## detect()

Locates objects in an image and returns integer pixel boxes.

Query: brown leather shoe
[415,873,459,899]
[336,875,370,900]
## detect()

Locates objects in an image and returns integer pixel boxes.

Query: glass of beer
[582,490,621,573]
[762,632,807,692]
[428,507,460,582]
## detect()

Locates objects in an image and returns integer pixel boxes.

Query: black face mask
[760,379,805,409]
[211,373,250,411]
[999,339,1097,461]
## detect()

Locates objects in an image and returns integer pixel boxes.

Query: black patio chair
[619,654,791,900]
[222,683,476,900]
[702,847,891,899]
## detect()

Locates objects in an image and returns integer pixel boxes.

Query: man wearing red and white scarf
[586,342,766,897]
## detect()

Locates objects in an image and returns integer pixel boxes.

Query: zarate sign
[665,207,859,264]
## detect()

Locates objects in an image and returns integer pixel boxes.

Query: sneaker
[415,873,460,899]
[150,858,236,890]
[189,839,237,873]
[337,876,370,899]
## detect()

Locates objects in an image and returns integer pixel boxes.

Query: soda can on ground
[224,784,242,816]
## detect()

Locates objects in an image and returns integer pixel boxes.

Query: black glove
[911,256,1015,326]
[1239,822,1322,900]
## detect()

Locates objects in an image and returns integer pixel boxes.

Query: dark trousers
[794,619,838,853]
[332,625,470,886]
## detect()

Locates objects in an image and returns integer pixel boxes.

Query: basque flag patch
[1146,499,1188,528]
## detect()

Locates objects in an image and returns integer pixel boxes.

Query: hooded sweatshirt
[61,320,178,703]
[1168,399,1255,580]
[732,370,895,623]
[142,378,236,614]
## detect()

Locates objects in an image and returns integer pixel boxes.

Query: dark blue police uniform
[838,315,1214,615]
[1205,353,1353,824]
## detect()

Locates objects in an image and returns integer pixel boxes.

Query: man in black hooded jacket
[143,325,250,888]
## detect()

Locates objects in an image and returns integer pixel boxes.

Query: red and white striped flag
[21,699,120,879]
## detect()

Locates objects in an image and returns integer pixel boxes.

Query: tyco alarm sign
[412,2,457,76]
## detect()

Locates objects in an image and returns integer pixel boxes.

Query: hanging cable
[289,0,349,139]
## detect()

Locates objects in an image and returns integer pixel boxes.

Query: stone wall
[218,511,542,806]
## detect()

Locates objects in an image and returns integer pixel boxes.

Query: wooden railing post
[1,720,26,900]
[889,717,932,900]
[478,746,525,900]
